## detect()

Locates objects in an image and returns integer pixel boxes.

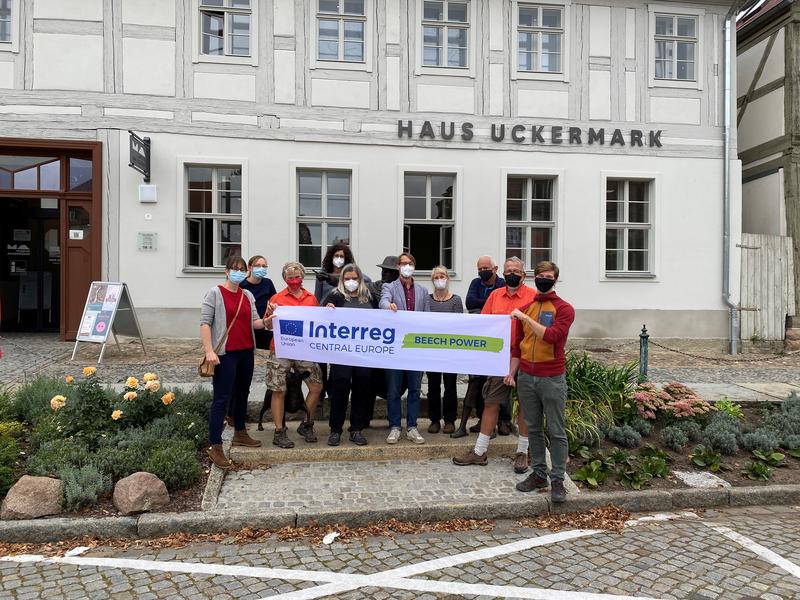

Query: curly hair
[321,242,355,274]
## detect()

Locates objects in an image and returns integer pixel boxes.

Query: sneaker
[386,427,402,444]
[349,430,368,446]
[513,451,530,474]
[406,427,425,444]
[427,421,441,434]
[297,421,318,443]
[327,431,341,446]
[551,479,567,503]
[272,427,294,448]
[453,449,488,466]
[468,420,482,433]
[516,473,549,493]
[497,421,512,436]
[443,422,455,434]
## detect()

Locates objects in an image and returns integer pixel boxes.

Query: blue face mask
[228,271,247,285]
[252,267,268,279]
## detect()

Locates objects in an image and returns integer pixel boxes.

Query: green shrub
[661,426,689,452]
[609,447,635,467]
[13,376,70,424]
[641,456,669,478]
[752,449,786,467]
[741,430,781,453]
[702,413,741,455]
[142,440,202,491]
[607,425,641,448]
[630,417,653,437]
[59,465,111,510]
[714,397,744,420]
[743,460,772,481]
[707,411,742,432]
[0,386,15,421]
[28,439,92,477]
[171,387,213,417]
[783,434,800,450]
[572,459,609,488]
[616,464,651,490]
[675,419,703,442]
[639,444,670,462]
[690,445,725,472]
[0,427,21,498]
[28,415,64,451]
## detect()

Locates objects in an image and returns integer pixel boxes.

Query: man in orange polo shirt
[453,256,536,472]
[264,262,323,449]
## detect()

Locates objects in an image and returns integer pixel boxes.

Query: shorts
[266,352,323,392]
[482,375,511,405]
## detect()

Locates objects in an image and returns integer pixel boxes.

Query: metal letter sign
[128,130,151,182]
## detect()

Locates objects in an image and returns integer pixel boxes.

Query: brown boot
[452,449,488,466]
[232,429,262,447]
[225,415,235,428]
[513,452,530,474]
[207,444,232,470]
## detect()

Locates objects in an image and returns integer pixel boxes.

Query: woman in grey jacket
[200,255,271,469]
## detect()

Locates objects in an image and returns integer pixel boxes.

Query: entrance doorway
[0,198,61,331]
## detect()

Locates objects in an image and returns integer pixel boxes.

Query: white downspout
[723,6,739,355]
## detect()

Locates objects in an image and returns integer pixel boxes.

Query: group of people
[200,244,575,503]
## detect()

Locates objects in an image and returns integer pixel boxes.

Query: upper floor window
[297,170,351,269]
[605,180,652,275]
[0,0,11,44]
[654,14,696,81]
[200,0,251,58]
[317,0,366,63]
[518,4,563,73]
[422,1,469,68]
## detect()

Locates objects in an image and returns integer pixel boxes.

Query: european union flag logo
[280,320,304,336]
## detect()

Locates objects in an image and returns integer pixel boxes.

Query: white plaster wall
[273,0,295,36]
[32,33,104,92]
[0,61,13,89]
[311,79,370,109]
[121,0,176,27]
[517,89,569,118]
[33,0,103,21]
[589,6,611,57]
[738,88,785,152]
[193,72,256,102]
[760,28,785,84]
[737,37,767,93]
[742,171,786,236]
[123,39,176,96]
[416,84,474,114]
[589,71,611,120]
[650,97,701,125]
[273,50,296,104]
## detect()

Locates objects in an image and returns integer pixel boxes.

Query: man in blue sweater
[465,256,505,313]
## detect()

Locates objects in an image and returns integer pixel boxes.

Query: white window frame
[175,157,249,277]
[289,161,360,280]
[398,166,463,276]
[600,172,660,280]
[0,0,20,54]
[192,0,259,66]
[415,0,477,78]
[512,0,571,82]
[309,0,374,72]
[648,4,704,90]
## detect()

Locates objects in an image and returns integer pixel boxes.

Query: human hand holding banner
[273,306,511,376]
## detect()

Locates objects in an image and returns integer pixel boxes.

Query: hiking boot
[232,429,262,447]
[206,444,232,470]
[468,420,482,433]
[327,431,341,446]
[513,451,530,474]
[272,427,294,448]
[427,420,441,434]
[498,421,512,436]
[349,430,368,446]
[551,479,567,503]
[407,427,425,444]
[297,420,318,443]
[453,449,488,466]
[443,422,455,434]
[386,427,402,444]
[516,473,549,493]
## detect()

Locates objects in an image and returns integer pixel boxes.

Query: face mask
[535,277,556,293]
[286,277,303,290]
[332,257,345,269]
[400,265,415,278]
[478,270,494,282]
[504,273,522,288]
[252,267,267,279]
[433,278,448,290]
[228,271,247,285]
[382,269,398,283]
[343,279,359,292]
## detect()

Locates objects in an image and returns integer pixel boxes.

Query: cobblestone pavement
[2,506,800,599]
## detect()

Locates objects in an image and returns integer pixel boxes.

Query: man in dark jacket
[465,255,505,313]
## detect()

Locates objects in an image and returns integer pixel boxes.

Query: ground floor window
[605,179,652,274]
[505,175,555,269]
[297,169,351,268]
[403,172,455,270]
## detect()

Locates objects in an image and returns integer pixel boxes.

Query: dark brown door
[63,200,93,340]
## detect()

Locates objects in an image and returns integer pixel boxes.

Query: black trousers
[329,364,372,433]
[426,372,458,423]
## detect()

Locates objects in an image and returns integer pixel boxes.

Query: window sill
[416,66,474,78]
[0,42,16,53]
[603,273,657,280]
[649,77,700,91]
[311,60,371,73]
[182,268,226,276]
[513,71,568,83]
[194,54,257,67]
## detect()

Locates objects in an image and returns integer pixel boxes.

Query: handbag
[198,291,245,377]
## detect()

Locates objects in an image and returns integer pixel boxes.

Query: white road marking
[706,523,800,580]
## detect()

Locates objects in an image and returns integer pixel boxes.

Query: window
[297,170,351,268]
[654,14,696,81]
[199,0,251,57]
[317,0,366,63]
[0,0,11,44]
[518,4,563,73]
[605,180,652,274]
[185,166,242,269]
[403,173,455,270]
[505,177,555,268]
[422,1,469,68]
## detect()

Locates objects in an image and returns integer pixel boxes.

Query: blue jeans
[386,369,422,429]
[210,349,254,445]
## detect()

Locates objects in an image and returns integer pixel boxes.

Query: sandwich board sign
[71,282,147,363]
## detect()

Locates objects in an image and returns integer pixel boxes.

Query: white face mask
[400,265,415,278]
[332,257,345,269]
[433,278,448,290]
[343,279,359,292]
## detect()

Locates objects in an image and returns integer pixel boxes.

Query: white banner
[273,306,511,376]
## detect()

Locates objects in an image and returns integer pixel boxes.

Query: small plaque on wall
[137,232,157,251]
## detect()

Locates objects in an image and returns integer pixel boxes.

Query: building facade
[0,0,740,341]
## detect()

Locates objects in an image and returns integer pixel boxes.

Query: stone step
[231,418,520,465]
